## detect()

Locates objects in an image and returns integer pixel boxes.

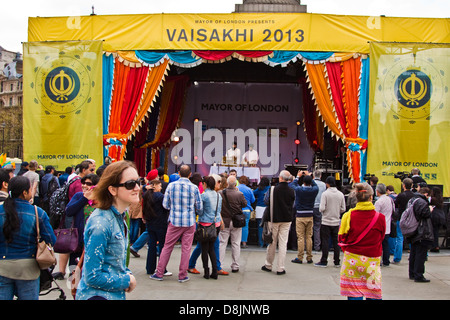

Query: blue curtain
[135,50,201,66]
[102,54,115,157]
[358,57,370,181]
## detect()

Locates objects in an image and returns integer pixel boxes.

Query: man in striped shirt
[151,165,202,283]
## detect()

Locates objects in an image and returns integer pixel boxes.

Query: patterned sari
[340,251,382,299]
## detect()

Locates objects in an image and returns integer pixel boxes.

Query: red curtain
[193,50,273,61]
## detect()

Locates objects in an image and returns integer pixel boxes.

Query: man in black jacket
[407,187,433,283]
[393,178,415,263]
[261,170,295,275]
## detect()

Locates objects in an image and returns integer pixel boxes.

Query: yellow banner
[367,42,450,196]
[23,41,103,171]
[27,13,450,53]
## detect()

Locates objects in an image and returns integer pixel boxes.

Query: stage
[209,165,261,183]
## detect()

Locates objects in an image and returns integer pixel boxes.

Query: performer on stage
[242,144,259,166]
[226,141,241,165]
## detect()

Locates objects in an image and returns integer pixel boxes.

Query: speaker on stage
[322,130,335,160]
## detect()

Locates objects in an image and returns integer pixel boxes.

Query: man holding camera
[290,171,319,264]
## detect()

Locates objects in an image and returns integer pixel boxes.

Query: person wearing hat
[315,176,346,267]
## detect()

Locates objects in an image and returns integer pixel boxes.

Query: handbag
[35,206,57,270]
[195,194,219,242]
[223,189,246,228]
[339,211,380,247]
[53,214,79,254]
[262,186,274,244]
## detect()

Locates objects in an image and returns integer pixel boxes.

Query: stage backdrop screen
[172,82,313,177]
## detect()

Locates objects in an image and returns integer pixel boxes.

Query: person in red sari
[338,182,386,300]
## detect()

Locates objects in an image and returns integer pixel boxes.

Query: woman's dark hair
[204,176,216,191]
[430,187,443,209]
[3,176,31,244]
[81,173,100,186]
[258,177,270,190]
[142,189,156,220]
[190,173,202,186]
[238,175,249,186]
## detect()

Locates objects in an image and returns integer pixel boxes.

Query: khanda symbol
[49,69,76,101]
[399,73,427,106]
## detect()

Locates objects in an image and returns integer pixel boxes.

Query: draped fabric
[303,54,368,183]
[101,49,369,182]
[140,75,189,150]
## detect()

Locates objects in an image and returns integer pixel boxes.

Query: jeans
[189,237,222,270]
[319,225,340,265]
[392,223,404,262]
[312,207,322,251]
[0,276,39,300]
[146,226,167,274]
[131,230,150,252]
[382,234,391,266]
[129,218,141,244]
[409,240,431,280]
[256,218,264,247]
[240,210,251,243]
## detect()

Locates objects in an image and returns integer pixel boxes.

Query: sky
[1,0,449,53]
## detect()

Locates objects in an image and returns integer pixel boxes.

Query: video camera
[394,171,411,180]
[363,173,374,181]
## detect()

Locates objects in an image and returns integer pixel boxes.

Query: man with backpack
[40,165,60,213]
[393,178,415,264]
[404,187,434,283]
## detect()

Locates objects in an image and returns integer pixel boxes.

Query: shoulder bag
[53,213,79,254]
[195,194,219,242]
[35,206,57,269]
[262,186,274,244]
[339,211,380,247]
[223,189,246,228]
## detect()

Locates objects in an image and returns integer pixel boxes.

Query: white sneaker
[164,271,173,276]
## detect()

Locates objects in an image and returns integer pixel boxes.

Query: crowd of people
[0,158,447,300]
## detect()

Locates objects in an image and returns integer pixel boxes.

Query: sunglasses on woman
[113,179,140,190]
[82,181,94,186]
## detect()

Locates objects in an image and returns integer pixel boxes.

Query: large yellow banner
[367,42,450,196]
[28,13,450,53]
[23,41,103,171]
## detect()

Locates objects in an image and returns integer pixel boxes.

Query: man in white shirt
[226,141,241,165]
[375,183,393,267]
[242,144,259,166]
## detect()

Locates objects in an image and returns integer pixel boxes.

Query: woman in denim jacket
[75,161,139,300]
[197,176,222,279]
[0,176,56,300]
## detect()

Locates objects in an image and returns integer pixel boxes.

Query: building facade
[0,46,23,158]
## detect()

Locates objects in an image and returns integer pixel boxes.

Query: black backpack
[48,177,80,229]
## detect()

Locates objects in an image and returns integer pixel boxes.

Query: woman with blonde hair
[76,161,139,300]
[338,182,386,300]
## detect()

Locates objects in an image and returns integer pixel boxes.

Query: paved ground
[41,245,450,301]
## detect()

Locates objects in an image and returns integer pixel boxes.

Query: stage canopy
[24,13,450,193]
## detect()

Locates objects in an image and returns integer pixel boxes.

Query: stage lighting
[294,139,300,145]
[194,118,199,122]
[173,136,180,142]
[294,157,299,164]
[296,120,301,126]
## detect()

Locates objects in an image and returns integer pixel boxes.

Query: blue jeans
[256,218,264,247]
[129,219,141,244]
[348,296,381,300]
[0,275,39,300]
[241,210,251,243]
[392,223,403,262]
[146,225,167,274]
[189,237,221,270]
[131,230,149,252]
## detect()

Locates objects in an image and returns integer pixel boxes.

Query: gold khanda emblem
[49,69,76,101]
[398,72,427,106]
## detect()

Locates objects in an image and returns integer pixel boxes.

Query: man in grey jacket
[315,176,346,267]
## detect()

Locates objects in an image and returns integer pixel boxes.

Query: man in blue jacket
[289,171,318,264]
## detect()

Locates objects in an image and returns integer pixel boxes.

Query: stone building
[235,0,307,13]
[0,46,23,158]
